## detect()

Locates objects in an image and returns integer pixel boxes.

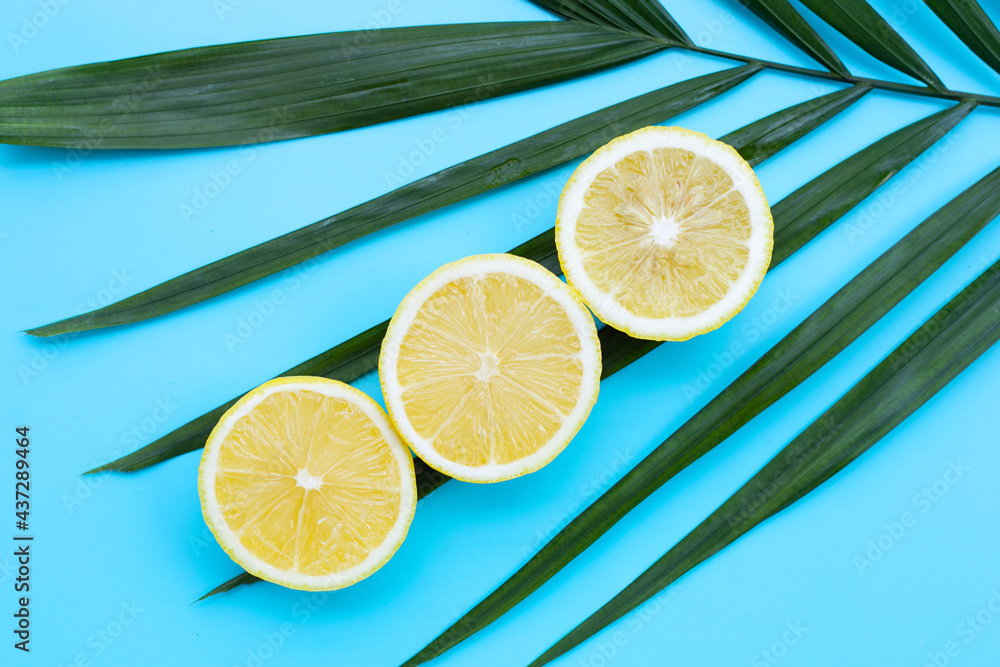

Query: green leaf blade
[195,572,260,602]
[528,0,692,46]
[925,0,1000,77]
[27,65,760,338]
[736,0,851,76]
[771,100,975,265]
[399,155,997,667]
[0,22,664,149]
[799,0,945,89]
[719,83,870,167]
[532,254,1000,667]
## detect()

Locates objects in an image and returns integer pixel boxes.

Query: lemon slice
[199,376,416,591]
[556,126,773,341]
[379,254,601,483]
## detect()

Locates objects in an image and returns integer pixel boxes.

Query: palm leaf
[799,0,944,89]
[530,253,1000,667]
[599,100,973,377]
[27,65,758,338]
[94,83,867,477]
[528,0,692,45]
[399,129,993,667]
[0,22,665,150]
[925,0,1000,76]
[194,571,258,602]
[193,86,874,601]
[770,101,974,265]
[717,83,870,168]
[736,0,850,77]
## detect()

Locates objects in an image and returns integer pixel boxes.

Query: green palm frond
[736,0,850,76]
[27,65,756,337]
[201,90,968,603]
[399,130,995,667]
[530,250,1000,666]
[770,101,973,264]
[91,83,868,478]
[798,0,944,89]
[0,22,666,149]
[528,0,692,45]
[924,0,1000,76]
[9,0,1000,647]
[18,1,1000,336]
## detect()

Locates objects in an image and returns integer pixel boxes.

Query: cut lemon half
[556,125,773,341]
[199,376,416,591]
[379,254,601,483]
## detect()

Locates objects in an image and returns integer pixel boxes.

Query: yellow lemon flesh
[199,377,416,591]
[379,254,601,483]
[556,126,773,341]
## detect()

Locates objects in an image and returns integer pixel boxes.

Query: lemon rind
[199,376,417,592]
[379,254,602,483]
[556,125,774,342]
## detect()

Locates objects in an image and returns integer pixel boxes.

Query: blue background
[2,0,999,665]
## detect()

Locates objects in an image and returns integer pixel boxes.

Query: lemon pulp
[577,147,752,318]
[380,254,601,483]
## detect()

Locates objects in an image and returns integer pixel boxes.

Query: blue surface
[2,1,999,665]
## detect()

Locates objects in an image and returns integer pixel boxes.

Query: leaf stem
[680,42,1000,107]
